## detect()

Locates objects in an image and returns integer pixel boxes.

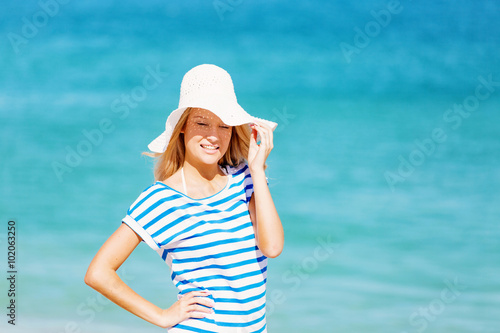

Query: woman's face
[182,108,232,166]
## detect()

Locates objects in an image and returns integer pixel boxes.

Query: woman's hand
[248,121,274,173]
[158,290,215,328]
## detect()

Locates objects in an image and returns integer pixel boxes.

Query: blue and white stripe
[123,162,267,333]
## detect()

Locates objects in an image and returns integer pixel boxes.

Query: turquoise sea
[1,0,499,332]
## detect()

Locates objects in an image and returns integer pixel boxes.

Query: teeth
[202,145,218,150]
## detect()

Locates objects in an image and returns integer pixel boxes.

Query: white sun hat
[147,64,278,153]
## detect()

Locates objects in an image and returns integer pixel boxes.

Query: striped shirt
[122,162,268,333]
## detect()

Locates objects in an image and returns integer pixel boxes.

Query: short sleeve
[242,162,269,204]
[121,185,163,251]
[243,164,254,204]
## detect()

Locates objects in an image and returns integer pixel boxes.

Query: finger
[259,123,273,146]
[189,311,209,319]
[188,304,213,314]
[186,290,211,298]
[186,292,215,307]
[250,126,258,145]
[258,123,273,152]
[262,125,272,151]
[181,292,211,305]
[185,308,210,319]
[258,122,273,149]
[265,123,273,150]
[195,297,215,308]
[253,120,271,131]
[259,125,272,152]
[252,124,268,148]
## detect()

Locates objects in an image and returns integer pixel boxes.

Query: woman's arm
[247,122,284,258]
[84,223,214,328]
[248,175,284,258]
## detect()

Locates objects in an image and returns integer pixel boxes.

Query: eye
[220,125,230,129]
[197,122,208,126]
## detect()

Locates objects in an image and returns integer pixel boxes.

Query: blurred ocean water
[1,0,499,332]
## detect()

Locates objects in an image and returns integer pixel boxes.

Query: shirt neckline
[155,165,232,201]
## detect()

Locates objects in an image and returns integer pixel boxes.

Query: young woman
[85,64,284,333]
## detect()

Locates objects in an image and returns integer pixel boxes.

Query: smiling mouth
[200,144,219,150]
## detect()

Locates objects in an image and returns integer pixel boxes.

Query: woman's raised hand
[158,290,215,328]
[248,121,274,173]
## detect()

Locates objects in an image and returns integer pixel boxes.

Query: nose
[205,125,220,141]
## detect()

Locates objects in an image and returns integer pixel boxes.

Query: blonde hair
[143,107,253,182]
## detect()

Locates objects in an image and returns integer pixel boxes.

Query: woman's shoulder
[135,172,183,198]
[126,181,175,213]
[156,170,182,191]
[136,181,173,198]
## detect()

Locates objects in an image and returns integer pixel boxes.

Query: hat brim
[147,106,187,153]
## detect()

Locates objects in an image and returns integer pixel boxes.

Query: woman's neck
[182,160,223,182]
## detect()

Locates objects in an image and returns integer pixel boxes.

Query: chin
[197,153,222,165]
